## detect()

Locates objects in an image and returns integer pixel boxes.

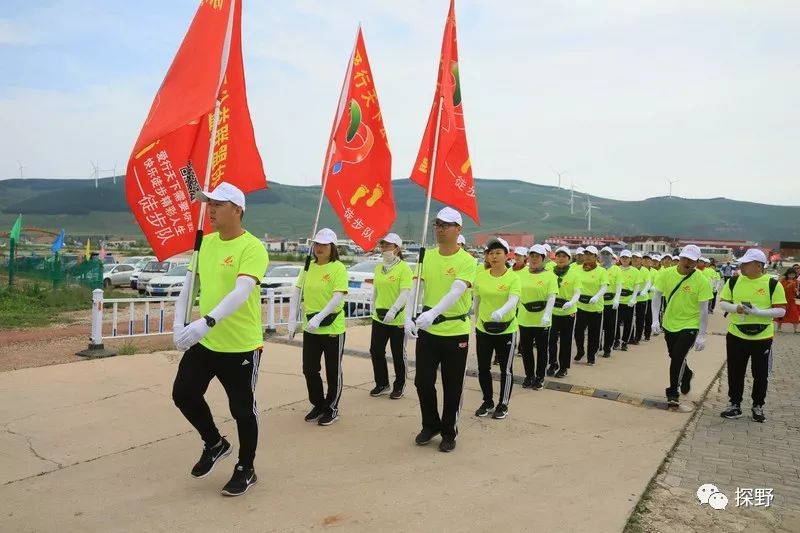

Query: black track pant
[616,304,634,344]
[415,331,469,441]
[548,314,575,371]
[476,329,518,407]
[519,325,550,380]
[726,333,772,407]
[663,329,698,400]
[302,331,345,416]
[369,319,406,391]
[709,292,718,312]
[602,305,617,353]
[173,343,262,467]
[634,301,652,341]
[574,309,602,362]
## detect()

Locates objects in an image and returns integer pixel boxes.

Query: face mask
[382,250,397,264]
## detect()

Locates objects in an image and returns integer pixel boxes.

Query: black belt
[482,320,511,334]
[578,295,592,304]
[522,301,547,313]
[620,289,633,296]
[375,308,390,321]
[555,298,568,307]
[306,310,341,327]
[735,323,769,336]
[603,293,614,301]
[420,306,468,325]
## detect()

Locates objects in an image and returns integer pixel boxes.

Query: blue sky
[1,0,799,205]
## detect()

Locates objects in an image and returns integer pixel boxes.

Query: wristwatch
[203,315,216,328]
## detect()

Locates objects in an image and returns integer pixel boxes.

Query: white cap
[643,252,653,258]
[583,245,599,255]
[672,255,680,261]
[457,234,466,245]
[380,233,402,247]
[485,237,510,253]
[678,244,702,261]
[600,246,613,254]
[555,246,572,258]
[528,244,547,256]
[737,248,767,265]
[575,247,585,255]
[543,243,552,252]
[698,257,709,263]
[436,207,462,226]
[619,250,632,258]
[513,246,528,256]
[651,254,661,261]
[632,252,642,258]
[196,182,246,211]
[312,228,337,245]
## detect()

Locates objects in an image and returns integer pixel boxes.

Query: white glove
[172,324,186,351]
[384,308,398,322]
[540,315,551,328]
[306,314,323,332]
[175,318,210,350]
[612,298,620,310]
[415,310,437,331]
[628,299,636,308]
[589,295,600,305]
[287,318,298,339]
[404,318,418,339]
[490,310,504,322]
[651,321,661,336]
[694,335,706,352]
[561,301,575,311]
[640,288,649,297]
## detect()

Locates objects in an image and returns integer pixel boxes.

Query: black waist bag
[735,323,769,336]
[555,298,568,307]
[603,293,614,301]
[306,311,341,327]
[620,289,633,297]
[523,301,547,313]
[421,306,468,325]
[578,295,592,304]
[375,308,390,321]
[482,320,511,334]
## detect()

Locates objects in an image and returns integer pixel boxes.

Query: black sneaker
[613,340,621,349]
[752,406,766,423]
[370,384,390,397]
[630,340,640,346]
[220,465,257,497]
[492,405,508,419]
[546,366,557,377]
[587,361,595,366]
[644,336,650,342]
[415,428,441,445]
[318,411,339,426]
[680,368,693,395]
[667,398,680,409]
[532,378,544,390]
[574,351,585,362]
[304,406,324,422]
[555,369,568,378]
[620,343,628,351]
[191,437,232,478]
[475,401,494,417]
[602,351,611,358]
[522,377,533,389]
[492,357,499,366]
[439,438,456,453]
[389,385,405,400]
[720,404,742,419]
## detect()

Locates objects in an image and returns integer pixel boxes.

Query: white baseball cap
[651,254,662,261]
[698,257,710,263]
[196,181,246,211]
[672,255,680,261]
[555,246,572,258]
[632,252,643,258]
[619,250,632,258]
[600,246,613,254]
[380,233,402,247]
[312,228,337,245]
[737,248,767,265]
[575,246,585,255]
[679,244,702,261]
[643,252,653,258]
[485,237,510,253]
[528,244,547,256]
[457,234,466,245]
[514,246,528,256]
[436,207,462,226]
[543,243,552,252]
[583,245,599,255]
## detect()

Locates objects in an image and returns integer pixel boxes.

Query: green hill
[1,177,798,244]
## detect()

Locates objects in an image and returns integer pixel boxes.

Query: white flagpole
[183,0,238,325]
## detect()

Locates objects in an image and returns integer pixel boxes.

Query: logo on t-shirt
[446,267,456,276]
[322,273,332,283]
[756,287,766,296]
[221,256,234,268]
[682,284,693,293]
[388,275,397,282]
[497,284,508,291]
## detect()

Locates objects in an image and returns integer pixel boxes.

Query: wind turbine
[554,169,566,189]
[569,181,576,215]
[89,161,100,188]
[667,178,679,199]
[102,162,118,184]
[17,160,25,179]
[585,195,599,232]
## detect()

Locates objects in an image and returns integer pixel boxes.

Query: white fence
[86,287,374,347]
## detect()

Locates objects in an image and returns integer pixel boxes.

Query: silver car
[103,263,137,288]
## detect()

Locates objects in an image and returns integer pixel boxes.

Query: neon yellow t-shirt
[721,275,787,341]
[420,247,477,336]
[577,265,609,313]
[603,264,621,306]
[517,269,558,327]
[196,231,269,353]
[654,267,713,332]
[617,267,640,306]
[545,261,556,271]
[474,268,521,335]
[295,260,348,335]
[372,260,413,326]
[552,266,582,317]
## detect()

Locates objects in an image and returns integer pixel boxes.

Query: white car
[137,259,189,294]
[145,265,189,297]
[347,260,417,290]
[260,264,302,294]
[103,263,137,288]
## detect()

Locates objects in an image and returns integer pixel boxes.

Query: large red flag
[126,0,266,260]
[410,0,478,224]
[323,28,394,251]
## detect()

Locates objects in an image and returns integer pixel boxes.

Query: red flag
[126,0,266,260]
[323,28,394,250]
[410,0,478,224]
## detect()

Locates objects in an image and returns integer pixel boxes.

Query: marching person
[571,247,585,271]
[547,246,582,377]
[631,252,650,345]
[511,247,528,273]
[543,243,555,271]
[614,250,640,351]
[288,228,348,427]
[573,246,609,365]
[472,237,521,419]
[406,207,476,452]
[718,249,786,422]
[599,246,621,357]
[517,244,558,390]
[368,233,413,399]
[651,244,713,408]
[171,182,269,497]
[457,234,467,250]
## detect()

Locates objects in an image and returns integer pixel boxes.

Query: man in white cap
[573,245,608,365]
[650,244,712,408]
[171,182,269,496]
[634,253,655,343]
[406,207,476,452]
[614,250,641,350]
[718,249,786,422]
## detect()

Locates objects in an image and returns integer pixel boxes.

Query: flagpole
[183,0,237,326]
[411,95,445,317]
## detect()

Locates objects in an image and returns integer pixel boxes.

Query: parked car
[145,265,188,297]
[260,264,302,295]
[103,263,137,288]
[136,259,189,294]
[122,256,156,270]
[347,260,417,289]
